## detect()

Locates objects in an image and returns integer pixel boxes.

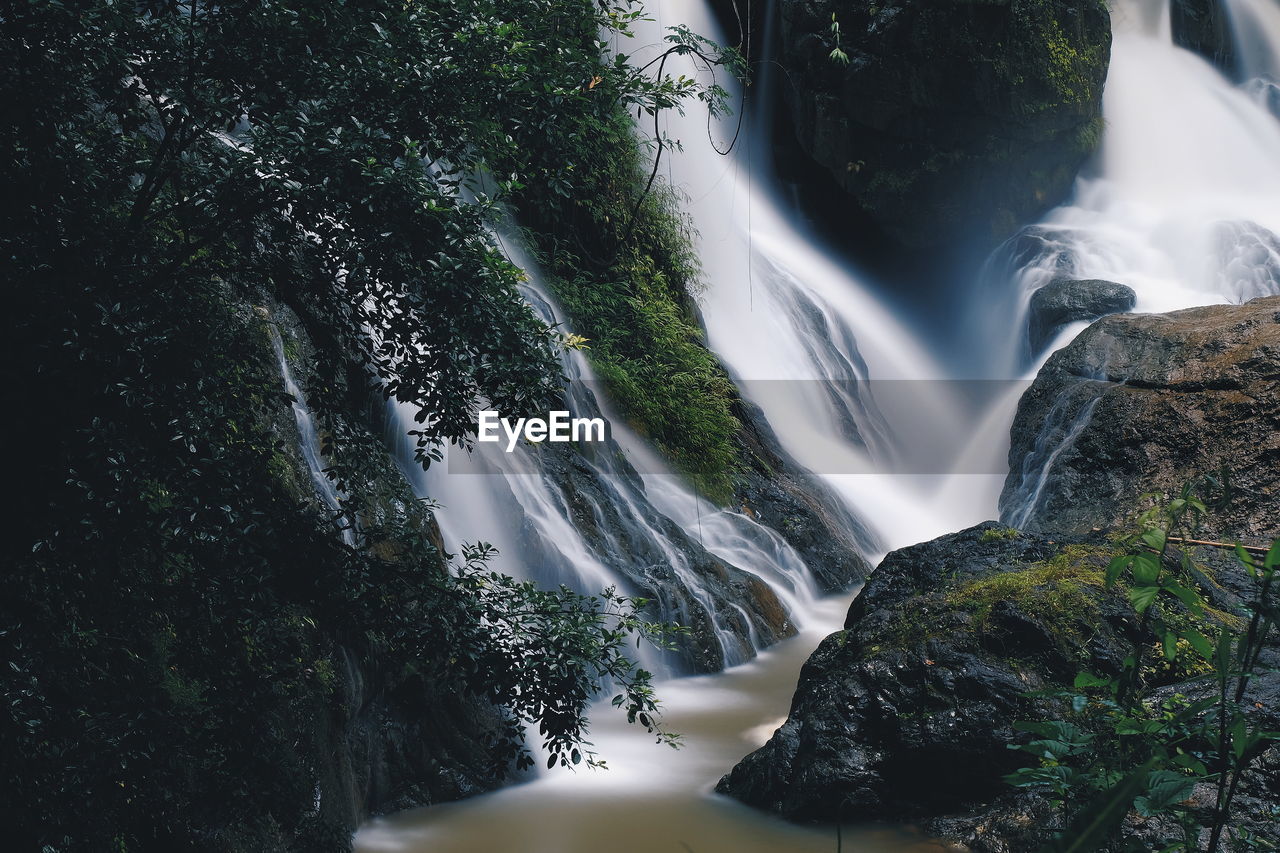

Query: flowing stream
[356,0,1280,848]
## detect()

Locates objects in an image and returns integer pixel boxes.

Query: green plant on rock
[496,10,749,502]
[1006,477,1280,852]
[828,13,851,65]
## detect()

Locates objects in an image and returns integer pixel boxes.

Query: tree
[0,1,731,847]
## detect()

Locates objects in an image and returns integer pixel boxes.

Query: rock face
[717,521,1280,850]
[733,397,878,593]
[716,523,1135,822]
[776,0,1111,249]
[1001,296,1280,540]
[1027,277,1136,350]
[1171,0,1239,77]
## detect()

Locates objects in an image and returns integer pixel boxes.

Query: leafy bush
[492,12,749,502]
[0,0,724,848]
[1007,479,1280,852]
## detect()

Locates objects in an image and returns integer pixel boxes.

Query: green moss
[875,545,1115,656]
[1042,20,1099,106]
[1076,115,1105,151]
[507,102,743,503]
[980,526,1022,543]
[947,545,1106,633]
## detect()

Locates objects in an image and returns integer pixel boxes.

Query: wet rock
[716,523,1136,822]
[717,520,1280,849]
[776,0,1111,249]
[733,396,877,593]
[1171,0,1239,78]
[1001,295,1280,541]
[1027,277,1136,350]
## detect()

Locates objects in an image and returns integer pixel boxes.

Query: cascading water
[641,0,1015,550]
[358,0,1280,849]
[268,322,356,547]
[996,0,1280,523]
[382,222,828,672]
[988,0,1280,370]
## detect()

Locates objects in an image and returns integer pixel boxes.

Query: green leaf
[1182,629,1214,661]
[1161,581,1205,615]
[1236,544,1257,571]
[1141,528,1167,553]
[1039,760,1156,853]
[1162,631,1178,661]
[1128,584,1160,613]
[1131,553,1161,585]
[1171,751,1208,776]
[1074,671,1111,689]
[1134,769,1197,817]
[1105,555,1132,587]
[1265,540,1280,570]
[1217,629,1234,671]
[1231,718,1248,760]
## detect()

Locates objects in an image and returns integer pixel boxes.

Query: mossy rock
[776,0,1112,249]
[717,523,1136,821]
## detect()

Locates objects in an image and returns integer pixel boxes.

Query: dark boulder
[1171,0,1239,77]
[717,520,1280,849]
[1027,277,1136,350]
[775,0,1111,249]
[716,523,1135,822]
[1001,295,1280,541]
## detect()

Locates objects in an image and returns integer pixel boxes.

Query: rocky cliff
[719,297,1280,849]
[775,0,1111,249]
[1002,296,1280,541]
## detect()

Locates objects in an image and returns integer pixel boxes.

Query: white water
[268,321,356,547]
[384,223,827,671]
[638,1,1014,551]
[357,0,1280,849]
[987,0,1280,376]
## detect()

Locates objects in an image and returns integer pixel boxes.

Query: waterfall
[997,0,1280,336]
[267,321,356,547]
[996,0,1280,521]
[382,221,826,672]
[638,0,1002,551]
[359,0,1280,849]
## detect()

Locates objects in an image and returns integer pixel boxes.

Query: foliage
[0,0,728,848]
[828,12,851,65]
[493,16,748,501]
[981,526,1023,542]
[450,543,685,771]
[1006,479,1280,852]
